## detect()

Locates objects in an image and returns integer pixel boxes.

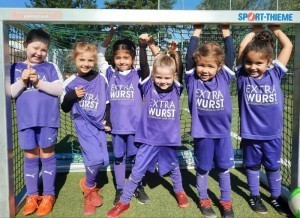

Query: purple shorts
[112,134,138,158]
[133,144,179,176]
[241,138,282,170]
[18,127,58,150]
[74,118,109,167]
[194,137,234,171]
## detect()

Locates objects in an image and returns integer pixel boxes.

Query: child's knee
[196,167,209,175]
[24,147,40,158]
[40,145,55,158]
[114,156,126,165]
[245,165,261,171]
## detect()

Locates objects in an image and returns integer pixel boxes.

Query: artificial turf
[16,168,291,218]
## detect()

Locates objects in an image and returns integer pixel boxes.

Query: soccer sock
[170,165,183,193]
[85,164,101,187]
[120,170,145,203]
[217,168,231,201]
[41,154,56,196]
[246,169,260,196]
[24,156,40,196]
[196,168,209,200]
[266,169,281,199]
[114,156,126,190]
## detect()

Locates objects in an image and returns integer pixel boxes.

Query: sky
[0,0,199,10]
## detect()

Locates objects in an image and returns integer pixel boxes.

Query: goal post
[0,21,15,217]
[1,8,300,217]
[291,25,300,189]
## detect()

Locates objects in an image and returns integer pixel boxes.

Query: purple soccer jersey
[105,67,143,134]
[185,66,234,138]
[63,73,109,166]
[10,62,63,131]
[63,73,109,130]
[236,60,286,140]
[134,76,183,146]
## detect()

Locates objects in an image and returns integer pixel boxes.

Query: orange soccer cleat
[22,195,40,216]
[36,195,55,216]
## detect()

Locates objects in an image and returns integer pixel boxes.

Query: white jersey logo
[25,173,36,178]
[87,167,94,174]
[44,170,53,175]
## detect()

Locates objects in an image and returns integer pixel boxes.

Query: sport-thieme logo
[238,12,293,22]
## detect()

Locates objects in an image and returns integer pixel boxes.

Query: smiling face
[152,66,175,90]
[75,51,95,76]
[24,40,48,65]
[195,56,220,81]
[113,49,134,72]
[243,51,271,79]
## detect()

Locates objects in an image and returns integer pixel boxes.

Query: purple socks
[266,169,281,199]
[24,156,40,195]
[170,166,183,193]
[217,169,231,201]
[114,157,126,190]
[196,169,209,200]
[85,164,101,187]
[196,168,232,201]
[246,169,260,196]
[41,154,57,196]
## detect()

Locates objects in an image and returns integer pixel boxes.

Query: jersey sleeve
[271,59,288,80]
[97,45,111,74]
[139,44,150,80]
[186,36,199,71]
[224,36,235,70]
[140,75,152,95]
[219,65,235,84]
[10,63,17,84]
[50,62,63,83]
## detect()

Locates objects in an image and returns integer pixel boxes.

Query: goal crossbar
[0,8,300,24]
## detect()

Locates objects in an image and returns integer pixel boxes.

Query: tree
[26,0,100,48]
[25,0,178,48]
[196,0,300,10]
[102,0,177,47]
[103,0,176,10]
[26,0,97,8]
[275,0,300,10]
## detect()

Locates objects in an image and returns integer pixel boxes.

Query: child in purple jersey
[10,28,63,216]
[106,34,189,218]
[185,25,235,218]
[236,25,292,216]
[98,27,149,205]
[61,42,111,215]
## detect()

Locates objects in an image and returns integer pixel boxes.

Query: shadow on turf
[141,169,201,206]
[209,168,292,216]
[54,170,110,199]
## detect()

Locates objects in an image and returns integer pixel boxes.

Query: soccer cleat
[113,189,123,206]
[83,195,96,216]
[270,197,291,216]
[220,200,234,218]
[106,201,130,218]
[175,190,189,208]
[80,177,103,207]
[249,195,267,214]
[134,185,149,204]
[22,195,40,216]
[36,195,55,216]
[199,198,217,218]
